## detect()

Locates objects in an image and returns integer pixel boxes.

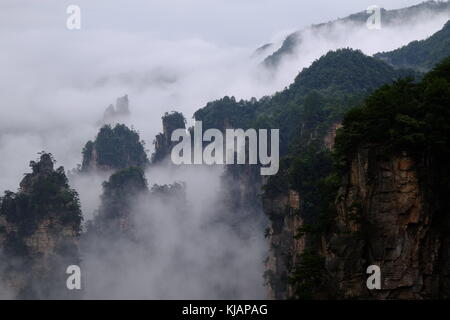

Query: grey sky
[1,0,428,46]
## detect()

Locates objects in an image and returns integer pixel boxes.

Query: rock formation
[102,95,131,124]
[0,153,83,299]
[321,149,450,299]
[263,56,450,299]
[151,111,186,164]
[87,167,149,237]
[81,123,149,172]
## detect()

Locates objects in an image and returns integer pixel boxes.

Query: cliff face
[264,147,450,300]
[0,154,82,299]
[262,121,339,299]
[263,189,303,299]
[263,56,450,300]
[322,149,450,299]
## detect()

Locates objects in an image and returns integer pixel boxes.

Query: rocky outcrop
[151,112,186,163]
[81,123,149,172]
[322,149,450,299]
[0,153,82,299]
[102,95,130,124]
[87,167,148,237]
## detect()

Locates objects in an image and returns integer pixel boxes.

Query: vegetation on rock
[82,124,149,171]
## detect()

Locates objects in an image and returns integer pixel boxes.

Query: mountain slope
[287,49,415,96]
[262,1,450,68]
[375,20,450,71]
[195,49,415,156]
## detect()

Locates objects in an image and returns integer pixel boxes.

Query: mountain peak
[288,48,414,96]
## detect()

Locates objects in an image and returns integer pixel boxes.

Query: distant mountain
[195,48,415,156]
[374,20,450,71]
[258,48,416,166]
[252,43,275,58]
[261,1,450,68]
[287,49,415,96]
[102,94,131,124]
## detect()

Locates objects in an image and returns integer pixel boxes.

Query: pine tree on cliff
[0,153,83,299]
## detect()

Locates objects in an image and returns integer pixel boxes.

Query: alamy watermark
[66,265,81,290]
[170,121,279,176]
[366,5,382,30]
[66,5,81,30]
[366,265,381,290]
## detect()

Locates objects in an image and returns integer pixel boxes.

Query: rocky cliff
[263,189,303,299]
[322,149,450,299]
[263,56,450,300]
[264,134,450,300]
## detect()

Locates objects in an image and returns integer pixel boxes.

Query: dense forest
[196,48,414,155]
[375,21,450,71]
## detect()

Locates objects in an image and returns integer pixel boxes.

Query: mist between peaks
[170,121,279,176]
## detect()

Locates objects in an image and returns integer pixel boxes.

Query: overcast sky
[1,0,428,46]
